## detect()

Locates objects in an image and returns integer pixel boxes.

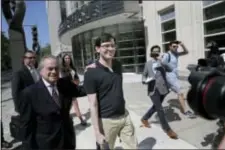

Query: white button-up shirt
[42,78,59,96]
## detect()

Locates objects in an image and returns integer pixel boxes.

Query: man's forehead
[102,39,115,44]
[44,58,57,65]
[25,52,35,56]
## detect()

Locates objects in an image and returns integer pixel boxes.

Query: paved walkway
[73,96,197,149]
[1,73,220,149]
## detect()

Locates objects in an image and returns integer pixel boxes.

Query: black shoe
[2,140,13,148]
[80,120,87,126]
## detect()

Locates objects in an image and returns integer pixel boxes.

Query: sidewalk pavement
[73,96,197,149]
[1,73,219,149]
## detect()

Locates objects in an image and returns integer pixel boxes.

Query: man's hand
[96,132,106,145]
[179,41,184,47]
[85,63,96,72]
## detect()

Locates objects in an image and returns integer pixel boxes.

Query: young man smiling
[84,33,137,149]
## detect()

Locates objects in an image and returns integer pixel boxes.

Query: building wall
[143,1,205,73]
[46,1,72,56]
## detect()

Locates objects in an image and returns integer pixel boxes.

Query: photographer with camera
[187,69,225,149]
[205,41,225,72]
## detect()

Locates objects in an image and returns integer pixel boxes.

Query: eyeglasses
[100,44,116,49]
[25,56,36,59]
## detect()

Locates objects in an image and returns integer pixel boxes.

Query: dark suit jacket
[19,78,79,150]
[11,65,35,112]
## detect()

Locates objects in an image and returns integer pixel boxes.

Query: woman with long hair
[60,54,87,125]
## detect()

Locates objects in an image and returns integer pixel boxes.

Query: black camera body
[187,69,225,120]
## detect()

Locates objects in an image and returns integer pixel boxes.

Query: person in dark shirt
[83,33,137,149]
[60,54,87,126]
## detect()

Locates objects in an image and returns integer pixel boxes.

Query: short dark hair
[150,45,161,53]
[95,33,116,47]
[169,40,179,46]
[150,45,161,57]
[24,50,35,57]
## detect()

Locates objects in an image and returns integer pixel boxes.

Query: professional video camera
[187,69,225,120]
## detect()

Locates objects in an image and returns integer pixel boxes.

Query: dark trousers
[142,89,171,131]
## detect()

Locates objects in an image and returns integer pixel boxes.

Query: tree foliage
[1,32,12,71]
[41,43,51,56]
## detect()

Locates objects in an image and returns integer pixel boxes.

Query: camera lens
[202,76,225,119]
[187,71,225,120]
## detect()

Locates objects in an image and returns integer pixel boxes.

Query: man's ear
[95,46,100,53]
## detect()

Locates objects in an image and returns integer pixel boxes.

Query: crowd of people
[1,33,225,149]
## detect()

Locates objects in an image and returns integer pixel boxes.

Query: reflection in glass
[160,7,175,22]
[71,21,146,74]
[203,0,221,7]
[119,50,134,57]
[162,31,176,43]
[205,34,225,48]
[203,2,225,20]
[161,20,176,32]
[204,19,225,35]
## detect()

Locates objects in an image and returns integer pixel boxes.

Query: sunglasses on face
[25,56,36,59]
[172,45,178,49]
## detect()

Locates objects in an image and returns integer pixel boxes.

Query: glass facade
[159,6,177,51]
[72,21,146,74]
[203,1,225,56]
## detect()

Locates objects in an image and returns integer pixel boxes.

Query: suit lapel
[38,80,61,109]
[23,66,35,83]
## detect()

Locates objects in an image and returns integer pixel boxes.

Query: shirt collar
[42,78,56,87]
[26,65,35,70]
[96,61,113,72]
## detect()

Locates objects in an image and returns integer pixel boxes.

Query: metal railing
[58,0,125,37]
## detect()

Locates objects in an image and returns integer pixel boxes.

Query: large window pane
[205,34,225,48]
[118,41,134,48]
[119,32,133,41]
[160,6,176,51]
[133,30,144,39]
[119,50,134,57]
[160,7,175,22]
[118,23,133,33]
[203,1,225,53]
[135,39,145,47]
[132,22,143,30]
[204,19,225,35]
[137,56,146,64]
[161,20,176,32]
[83,32,92,63]
[137,65,145,73]
[120,57,134,65]
[137,48,145,55]
[104,25,117,36]
[203,2,225,20]
[203,0,218,7]
[162,31,176,43]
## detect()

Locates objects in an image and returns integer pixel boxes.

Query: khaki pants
[100,111,138,149]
